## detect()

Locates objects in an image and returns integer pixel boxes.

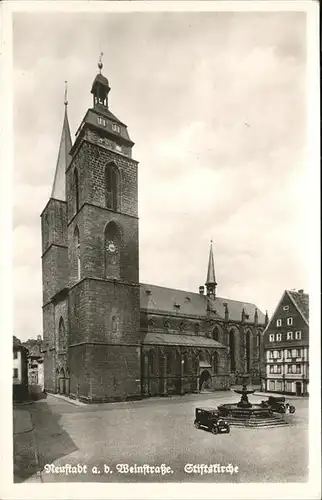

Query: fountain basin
[218,403,273,419]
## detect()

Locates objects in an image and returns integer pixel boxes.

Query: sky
[12,9,309,342]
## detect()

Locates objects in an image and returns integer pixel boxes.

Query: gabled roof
[287,290,309,325]
[140,283,265,324]
[264,289,309,332]
[51,107,72,200]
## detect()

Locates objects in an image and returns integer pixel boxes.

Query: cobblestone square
[19,391,308,483]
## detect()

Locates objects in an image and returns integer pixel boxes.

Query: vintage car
[194,407,230,434]
[260,396,296,414]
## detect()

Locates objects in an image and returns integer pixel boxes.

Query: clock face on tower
[107,241,116,253]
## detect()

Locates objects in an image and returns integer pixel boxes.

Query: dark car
[194,407,230,434]
[260,396,295,414]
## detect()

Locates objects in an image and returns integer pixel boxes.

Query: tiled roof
[142,332,226,348]
[287,290,309,324]
[140,283,265,324]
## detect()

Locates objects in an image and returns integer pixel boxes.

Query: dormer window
[98,116,106,127]
[112,123,121,134]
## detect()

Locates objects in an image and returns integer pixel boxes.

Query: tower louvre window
[98,116,106,127]
[112,123,121,134]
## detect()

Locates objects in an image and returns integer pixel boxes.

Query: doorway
[295,381,302,396]
[199,369,211,391]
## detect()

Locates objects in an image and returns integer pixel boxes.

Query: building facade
[41,62,267,403]
[262,289,309,396]
[13,336,29,401]
[23,336,45,391]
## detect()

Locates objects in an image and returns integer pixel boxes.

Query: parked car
[194,407,230,434]
[260,396,295,414]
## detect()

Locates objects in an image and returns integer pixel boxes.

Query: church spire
[51,82,72,201]
[205,239,217,298]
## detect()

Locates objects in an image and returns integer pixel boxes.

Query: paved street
[14,391,308,483]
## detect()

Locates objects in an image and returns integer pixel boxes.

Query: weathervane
[98,52,103,73]
[64,80,68,107]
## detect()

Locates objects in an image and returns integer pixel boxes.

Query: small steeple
[265,310,269,326]
[91,52,111,108]
[205,240,217,298]
[51,82,72,201]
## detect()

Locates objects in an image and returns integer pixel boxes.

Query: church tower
[66,57,141,402]
[41,87,71,393]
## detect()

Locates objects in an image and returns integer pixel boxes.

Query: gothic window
[59,317,66,352]
[229,330,236,372]
[111,316,119,334]
[74,226,81,280]
[213,327,219,341]
[179,322,185,332]
[245,330,251,373]
[74,169,79,213]
[212,352,219,374]
[195,323,200,335]
[182,353,188,373]
[104,221,121,279]
[164,320,170,331]
[149,352,155,375]
[105,164,119,211]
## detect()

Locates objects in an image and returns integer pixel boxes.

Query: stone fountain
[217,375,288,427]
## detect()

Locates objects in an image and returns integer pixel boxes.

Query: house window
[269,334,275,342]
[286,349,291,358]
[276,319,282,327]
[98,116,106,127]
[296,349,301,357]
[13,368,18,378]
[283,305,289,311]
[287,317,293,326]
[276,333,282,341]
[13,351,17,359]
[273,350,278,359]
[105,164,119,211]
[291,349,297,358]
[268,350,273,359]
[112,123,121,133]
[295,331,302,340]
[296,365,301,374]
[287,331,293,340]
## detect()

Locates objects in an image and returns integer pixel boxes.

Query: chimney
[298,289,304,294]
[199,285,205,295]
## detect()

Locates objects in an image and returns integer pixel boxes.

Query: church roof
[140,283,265,324]
[142,332,226,348]
[51,107,72,200]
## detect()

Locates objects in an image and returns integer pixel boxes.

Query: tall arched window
[59,317,66,352]
[229,330,236,371]
[212,352,219,374]
[213,327,219,341]
[245,331,251,373]
[74,226,80,280]
[74,169,79,213]
[104,221,121,279]
[105,164,119,210]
